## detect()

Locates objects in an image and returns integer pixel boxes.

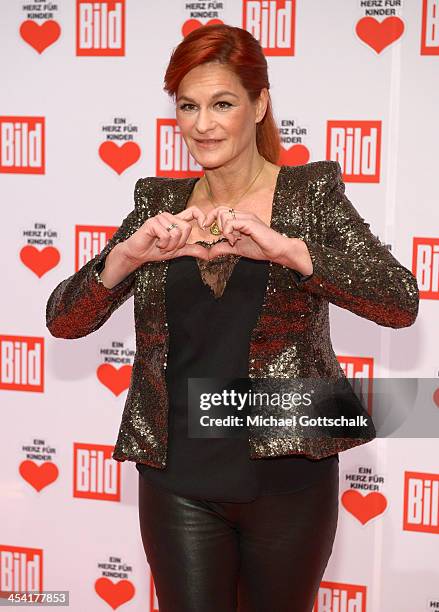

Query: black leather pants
[138,460,339,612]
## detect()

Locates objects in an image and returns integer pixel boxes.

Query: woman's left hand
[201,206,312,274]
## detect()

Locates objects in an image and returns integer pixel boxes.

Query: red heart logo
[341,490,387,524]
[278,145,310,167]
[433,388,439,407]
[97,364,132,396]
[19,460,59,492]
[181,19,224,38]
[356,16,404,54]
[99,142,141,175]
[19,20,61,54]
[95,578,135,610]
[20,245,60,277]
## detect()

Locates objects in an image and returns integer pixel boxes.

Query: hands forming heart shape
[121,204,312,278]
[149,204,290,264]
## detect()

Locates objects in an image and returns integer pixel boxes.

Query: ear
[255,88,269,124]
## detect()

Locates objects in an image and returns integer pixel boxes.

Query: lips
[195,139,224,147]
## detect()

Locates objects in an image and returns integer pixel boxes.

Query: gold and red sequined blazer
[46,161,419,466]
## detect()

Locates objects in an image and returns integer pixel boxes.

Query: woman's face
[176,61,267,169]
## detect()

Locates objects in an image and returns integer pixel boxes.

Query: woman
[46,24,419,612]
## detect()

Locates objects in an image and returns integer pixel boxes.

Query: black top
[136,254,338,502]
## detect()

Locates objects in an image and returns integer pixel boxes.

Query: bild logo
[0,116,45,174]
[412,237,439,300]
[314,581,367,612]
[421,0,439,55]
[403,471,439,534]
[338,356,373,417]
[75,225,117,271]
[73,443,121,501]
[76,0,125,56]
[156,119,202,177]
[0,335,44,393]
[0,546,43,596]
[326,120,382,183]
[243,0,295,55]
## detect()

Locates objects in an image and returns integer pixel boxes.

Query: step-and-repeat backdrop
[2,2,438,610]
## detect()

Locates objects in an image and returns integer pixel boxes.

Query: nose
[194,107,216,134]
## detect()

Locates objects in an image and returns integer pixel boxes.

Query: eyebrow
[176,90,239,103]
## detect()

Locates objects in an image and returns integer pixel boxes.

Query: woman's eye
[179,103,196,111]
[216,101,232,109]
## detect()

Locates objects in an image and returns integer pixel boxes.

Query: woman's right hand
[121,206,211,264]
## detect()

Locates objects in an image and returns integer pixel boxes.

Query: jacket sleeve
[293,162,419,329]
[46,178,150,339]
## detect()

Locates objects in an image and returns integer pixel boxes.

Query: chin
[197,152,236,169]
[195,158,227,171]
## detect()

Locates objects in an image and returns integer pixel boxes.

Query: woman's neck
[201,152,267,205]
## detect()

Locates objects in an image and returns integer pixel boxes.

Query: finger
[208,240,237,257]
[217,207,248,238]
[222,217,253,243]
[156,212,192,252]
[180,242,210,259]
[155,226,180,252]
[202,206,228,231]
[175,205,207,230]
[220,217,239,244]
[160,212,195,251]
[218,209,245,243]
[228,229,243,245]
[148,218,173,245]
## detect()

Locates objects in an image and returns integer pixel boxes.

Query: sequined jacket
[46,161,419,466]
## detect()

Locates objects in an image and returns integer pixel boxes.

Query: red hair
[163,24,281,164]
